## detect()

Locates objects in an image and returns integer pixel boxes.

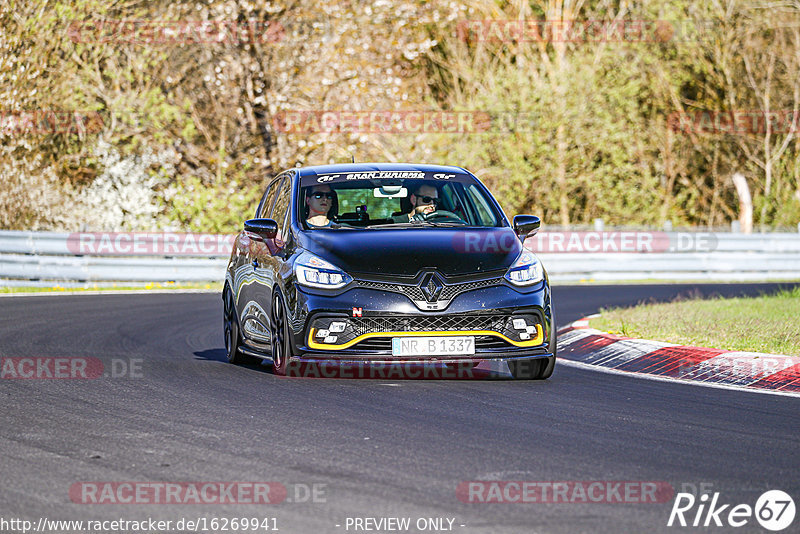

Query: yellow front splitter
[307,324,543,350]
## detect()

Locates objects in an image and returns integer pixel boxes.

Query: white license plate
[391,336,475,357]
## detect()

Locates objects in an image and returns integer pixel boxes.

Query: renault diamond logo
[420,272,444,302]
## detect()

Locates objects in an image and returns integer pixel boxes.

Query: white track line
[556,358,800,399]
[0,289,220,298]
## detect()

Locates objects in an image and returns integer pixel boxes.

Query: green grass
[0,281,222,294]
[590,286,800,356]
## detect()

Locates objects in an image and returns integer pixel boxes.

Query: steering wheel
[420,210,467,224]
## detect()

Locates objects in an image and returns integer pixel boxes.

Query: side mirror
[244,218,278,240]
[513,215,540,239]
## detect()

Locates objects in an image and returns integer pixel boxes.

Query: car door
[248,172,293,345]
[235,174,285,348]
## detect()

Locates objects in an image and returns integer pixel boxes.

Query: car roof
[295,162,469,177]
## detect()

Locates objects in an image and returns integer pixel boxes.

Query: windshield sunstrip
[300,171,473,186]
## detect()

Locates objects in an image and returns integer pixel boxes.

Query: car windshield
[299,172,502,230]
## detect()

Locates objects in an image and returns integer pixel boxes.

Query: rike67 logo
[668,490,795,531]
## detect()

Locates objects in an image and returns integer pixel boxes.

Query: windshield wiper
[364,222,471,229]
[364,222,417,229]
[414,221,469,227]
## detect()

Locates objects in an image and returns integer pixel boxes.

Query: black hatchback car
[223,163,556,379]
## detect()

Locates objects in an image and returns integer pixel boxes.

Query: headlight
[294,252,352,289]
[504,251,544,286]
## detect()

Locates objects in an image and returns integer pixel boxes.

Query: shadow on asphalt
[193,348,277,374]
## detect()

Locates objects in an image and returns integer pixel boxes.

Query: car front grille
[348,315,505,337]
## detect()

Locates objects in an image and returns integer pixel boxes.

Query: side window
[257,176,283,219]
[271,177,292,239]
[439,183,458,213]
[464,184,500,226]
[255,182,273,219]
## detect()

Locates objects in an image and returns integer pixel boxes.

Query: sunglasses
[311,192,335,200]
[417,195,440,205]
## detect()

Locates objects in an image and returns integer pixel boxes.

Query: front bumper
[287,279,553,363]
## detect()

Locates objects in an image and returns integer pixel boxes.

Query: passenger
[304,185,336,228]
[393,183,439,223]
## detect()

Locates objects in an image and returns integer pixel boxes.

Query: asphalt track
[1,283,798,534]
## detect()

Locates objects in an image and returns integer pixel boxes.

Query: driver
[393,183,439,223]
[305,184,336,227]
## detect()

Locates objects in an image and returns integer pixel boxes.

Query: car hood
[297,227,522,277]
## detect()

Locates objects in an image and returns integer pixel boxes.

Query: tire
[223,288,246,364]
[537,309,558,379]
[508,358,547,380]
[509,315,557,380]
[537,327,557,380]
[270,292,292,376]
[508,316,558,380]
[536,354,556,380]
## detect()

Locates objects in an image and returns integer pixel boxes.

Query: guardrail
[0,231,229,283]
[537,252,800,281]
[1,230,799,284]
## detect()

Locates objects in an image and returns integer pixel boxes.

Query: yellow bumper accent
[307,324,544,350]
